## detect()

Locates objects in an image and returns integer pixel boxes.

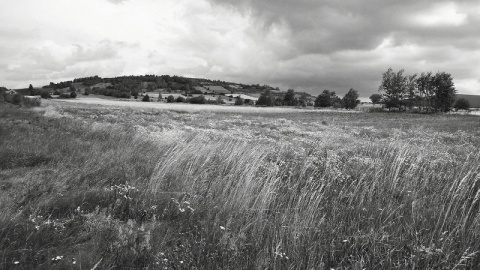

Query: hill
[10,74,315,101]
[457,94,480,108]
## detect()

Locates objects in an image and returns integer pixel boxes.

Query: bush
[59,93,71,99]
[234,98,244,105]
[142,94,150,102]
[113,92,130,98]
[368,107,387,113]
[176,96,185,103]
[11,93,22,104]
[70,91,77,98]
[189,95,206,104]
[454,98,470,111]
[167,95,175,103]
[21,96,41,107]
[40,90,52,99]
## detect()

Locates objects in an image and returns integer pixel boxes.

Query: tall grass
[0,103,479,269]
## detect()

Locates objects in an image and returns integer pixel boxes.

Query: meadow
[1,100,480,269]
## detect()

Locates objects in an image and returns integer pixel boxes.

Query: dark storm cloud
[208,0,477,53]
[202,0,480,96]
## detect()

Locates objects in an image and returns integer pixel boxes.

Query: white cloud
[412,2,467,27]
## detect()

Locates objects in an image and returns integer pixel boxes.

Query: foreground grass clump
[1,102,479,269]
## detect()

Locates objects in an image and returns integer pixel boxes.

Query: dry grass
[1,101,479,269]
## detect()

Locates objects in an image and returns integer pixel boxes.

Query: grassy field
[1,100,480,269]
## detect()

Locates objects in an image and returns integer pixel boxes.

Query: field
[1,100,480,269]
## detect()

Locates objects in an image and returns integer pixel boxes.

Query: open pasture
[1,100,480,269]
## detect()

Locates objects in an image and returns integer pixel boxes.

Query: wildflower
[14,261,19,264]
[180,261,184,264]
[220,226,225,230]
[51,255,63,262]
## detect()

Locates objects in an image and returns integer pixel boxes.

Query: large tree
[343,88,359,109]
[283,89,298,106]
[257,89,274,106]
[369,94,382,105]
[314,90,338,107]
[431,72,456,112]
[378,68,407,110]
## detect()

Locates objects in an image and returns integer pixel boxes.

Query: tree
[369,94,382,105]
[176,96,185,103]
[315,90,338,107]
[69,86,77,97]
[454,98,470,111]
[405,74,418,110]
[40,90,52,99]
[257,90,274,106]
[166,95,175,103]
[234,97,244,105]
[343,88,359,109]
[431,72,456,112]
[416,72,433,111]
[378,68,407,110]
[283,89,297,106]
[142,94,150,102]
[29,84,34,96]
[131,90,139,99]
[189,95,206,104]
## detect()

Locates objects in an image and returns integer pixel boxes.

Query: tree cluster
[379,68,457,112]
[313,89,359,109]
[73,75,103,86]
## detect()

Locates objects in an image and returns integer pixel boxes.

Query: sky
[1,0,479,97]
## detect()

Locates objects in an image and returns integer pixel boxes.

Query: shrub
[0,87,7,102]
[176,96,185,103]
[454,98,470,111]
[21,96,41,107]
[234,98,244,105]
[167,95,175,103]
[368,107,386,113]
[40,90,52,99]
[59,93,71,99]
[113,92,130,98]
[70,91,77,98]
[189,95,206,104]
[11,93,22,104]
[142,94,150,102]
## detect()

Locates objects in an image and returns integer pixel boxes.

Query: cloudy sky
[1,0,479,97]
